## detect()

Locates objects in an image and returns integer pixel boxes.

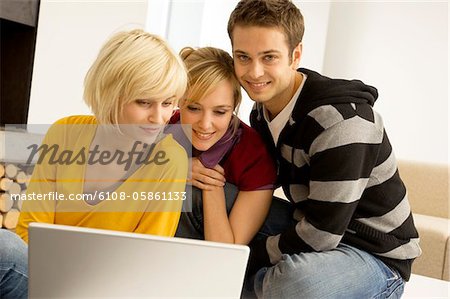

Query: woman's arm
[193,158,273,244]
[203,187,272,244]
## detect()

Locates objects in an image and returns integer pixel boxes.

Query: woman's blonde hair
[84,29,188,124]
[179,46,242,135]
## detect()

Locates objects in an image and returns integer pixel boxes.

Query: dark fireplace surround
[1,0,40,126]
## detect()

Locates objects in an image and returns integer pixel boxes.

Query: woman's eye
[136,100,151,106]
[187,105,200,112]
[214,110,227,115]
[162,101,173,107]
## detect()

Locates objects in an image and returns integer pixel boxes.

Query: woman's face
[180,80,235,152]
[118,96,176,141]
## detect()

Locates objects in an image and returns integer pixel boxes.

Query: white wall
[294,1,331,72]
[323,2,448,164]
[146,0,170,38]
[28,0,148,124]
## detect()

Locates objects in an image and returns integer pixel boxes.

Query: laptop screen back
[28,223,249,298]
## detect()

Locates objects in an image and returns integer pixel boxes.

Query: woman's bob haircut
[84,29,188,124]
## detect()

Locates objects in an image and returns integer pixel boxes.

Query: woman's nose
[197,113,212,131]
[148,106,164,124]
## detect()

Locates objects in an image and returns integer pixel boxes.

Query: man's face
[232,25,301,115]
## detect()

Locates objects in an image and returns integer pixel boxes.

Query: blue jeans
[175,183,239,239]
[245,243,404,299]
[0,229,28,299]
[243,199,405,299]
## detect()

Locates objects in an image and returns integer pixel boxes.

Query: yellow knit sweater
[16,115,188,242]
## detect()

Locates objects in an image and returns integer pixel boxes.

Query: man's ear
[290,43,302,69]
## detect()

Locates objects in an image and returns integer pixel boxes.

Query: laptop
[28,222,250,298]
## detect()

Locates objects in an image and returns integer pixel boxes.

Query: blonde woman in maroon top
[172,47,277,245]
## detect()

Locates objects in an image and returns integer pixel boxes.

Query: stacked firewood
[0,162,33,230]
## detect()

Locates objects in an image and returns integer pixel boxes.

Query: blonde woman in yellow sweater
[0,29,188,298]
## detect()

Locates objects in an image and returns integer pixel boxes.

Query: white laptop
[28,222,250,298]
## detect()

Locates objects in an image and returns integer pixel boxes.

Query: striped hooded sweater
[249,68,421,281]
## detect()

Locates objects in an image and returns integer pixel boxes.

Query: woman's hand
[190,158,225,191]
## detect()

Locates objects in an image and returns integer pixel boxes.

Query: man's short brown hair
[227,0,304,54]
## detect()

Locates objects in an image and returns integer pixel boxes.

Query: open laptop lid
[28,222,249,298]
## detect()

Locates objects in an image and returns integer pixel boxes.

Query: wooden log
[0,193,13,212]
[5,164,18,179]
[2,209,20,229]
[0,178,13,191]
[0,163,4,177]
[15,171,28,184]
[8,182,22,197]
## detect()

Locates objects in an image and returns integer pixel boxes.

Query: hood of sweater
[253,68,378,123]
[293,68,378,119]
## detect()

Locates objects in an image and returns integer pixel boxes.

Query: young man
[227,0,421,298]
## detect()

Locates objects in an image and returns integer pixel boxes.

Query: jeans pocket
[384,277,405,299]
[374,263,405,299]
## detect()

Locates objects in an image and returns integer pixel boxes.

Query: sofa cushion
[443,230,450,281]
[412,213,449,280]
[398,160,449,219]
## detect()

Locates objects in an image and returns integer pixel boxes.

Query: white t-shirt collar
[263,72,307,145]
